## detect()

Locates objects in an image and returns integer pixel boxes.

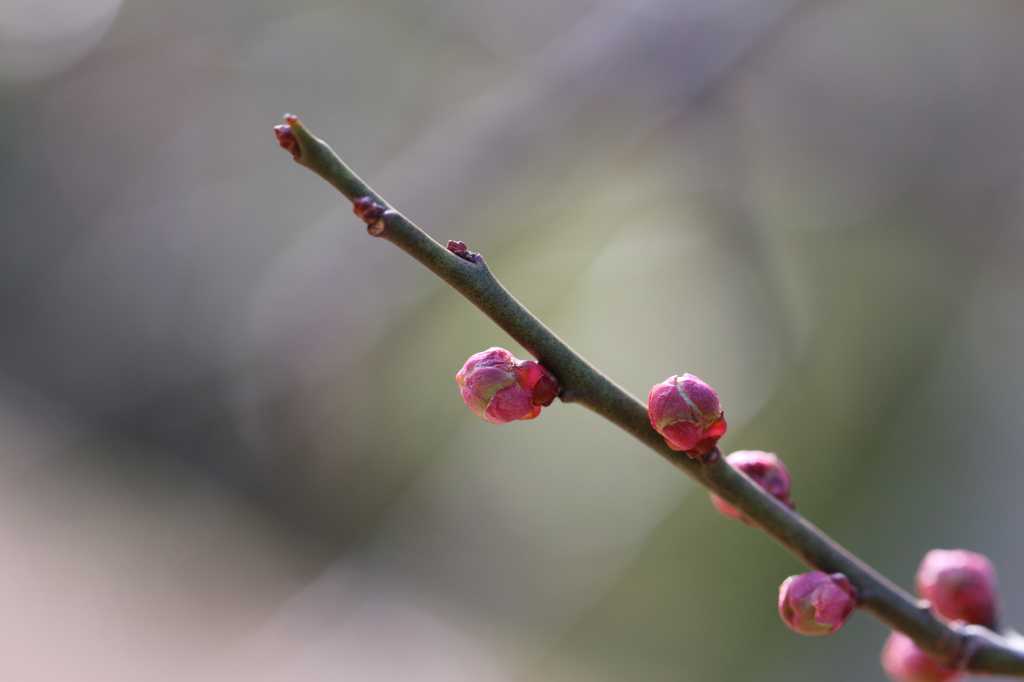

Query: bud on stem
[915,549,999,628]
[778,571,858,636]
[710,451,793,524]
[647,374,727,457]
[881,632,962,682]
[456,348,559,424]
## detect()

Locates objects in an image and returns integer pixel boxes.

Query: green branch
[274,114,1024,677]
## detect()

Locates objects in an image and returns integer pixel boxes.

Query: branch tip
[274,123,301,161]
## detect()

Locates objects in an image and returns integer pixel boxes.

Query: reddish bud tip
[915,549,999,628]
[778,571,858,636]
[456,348,560,424]
[283,113,299,124]
[710,450,793,524]
[274,124,301,160]
[647,374,727,457]
[353,196,388,236]
[446,240,481,262]
[881,632,962,682]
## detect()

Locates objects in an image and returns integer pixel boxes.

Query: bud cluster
[881,549,1000,682]
[454,353,1009,682]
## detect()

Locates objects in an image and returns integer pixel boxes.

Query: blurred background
[1,0,1023,679]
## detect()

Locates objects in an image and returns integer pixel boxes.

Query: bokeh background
[2,0,1024,679]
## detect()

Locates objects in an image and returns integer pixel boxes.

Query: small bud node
[353,196,388,236]
[447,240,482,262]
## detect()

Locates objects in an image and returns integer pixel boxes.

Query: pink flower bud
[710,451,794,524]
[778,571,858,636]
[456,348,559,424]
[647,374,727,456]
[880,632,962,682]
[915,549,999,628]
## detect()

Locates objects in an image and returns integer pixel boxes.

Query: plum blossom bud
[647,374,727,457]
[778,571,858,636]
[881,631,962,682]
[915,549,999,628]
[710,451,794,524]
[456,347,559,424]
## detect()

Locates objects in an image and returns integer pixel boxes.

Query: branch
[274,114,1024,677]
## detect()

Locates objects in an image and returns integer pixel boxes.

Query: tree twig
[274,114,1024,677]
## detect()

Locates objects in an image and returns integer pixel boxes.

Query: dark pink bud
[778,571,858,636]
[456,348,559,424]
[710,451,793,524]
[647,374,727,457]
[880,632,962,682]
[915,549,999,628]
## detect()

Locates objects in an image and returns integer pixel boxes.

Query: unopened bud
[778,571,857,636]
[915,549,999,628]
[880,631,962,682]
[710,451,794,524]
[456,348,559,424]
[647,374,727,457]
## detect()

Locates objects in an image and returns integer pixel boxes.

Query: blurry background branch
[2,0,1024,679]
